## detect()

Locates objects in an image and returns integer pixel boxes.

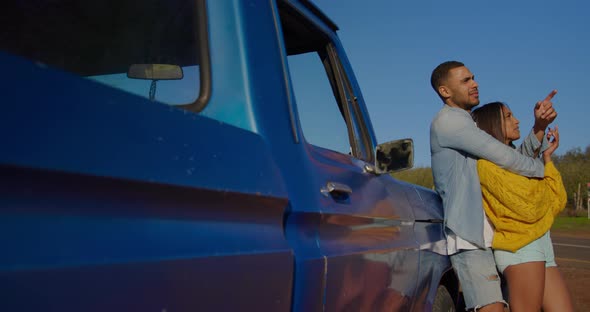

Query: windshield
[1,0,204,105]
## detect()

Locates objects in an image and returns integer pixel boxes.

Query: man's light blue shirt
[430,105,545,248]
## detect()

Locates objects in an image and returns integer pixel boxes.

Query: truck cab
[0,0,459,310]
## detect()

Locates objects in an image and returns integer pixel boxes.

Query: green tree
[553,145,590,213]
[391,167,434,189]
[391,145,590,212]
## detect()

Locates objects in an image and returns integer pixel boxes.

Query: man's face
[439,66,479,111]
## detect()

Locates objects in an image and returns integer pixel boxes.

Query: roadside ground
[549,216,590,312]
[551,231,590,312]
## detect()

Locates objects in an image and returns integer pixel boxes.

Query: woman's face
[502,105,520,143]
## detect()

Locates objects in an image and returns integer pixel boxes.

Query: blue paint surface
[0,0,452,311]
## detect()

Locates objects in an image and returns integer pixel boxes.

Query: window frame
[177,0,212,113]
[277,1,374,163]
[325,43,374,163]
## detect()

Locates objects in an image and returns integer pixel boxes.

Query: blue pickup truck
[1,0,461,311]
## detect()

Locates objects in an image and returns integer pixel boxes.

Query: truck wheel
[432,285,455,312]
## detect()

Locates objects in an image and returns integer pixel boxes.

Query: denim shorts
[494,231,556,274]
[451,248,506,310]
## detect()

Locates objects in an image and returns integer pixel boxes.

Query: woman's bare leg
[503,261,545,312]
[476,302,505,312]
[542,267,573,312]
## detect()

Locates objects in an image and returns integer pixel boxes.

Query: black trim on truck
[180,0,212,113]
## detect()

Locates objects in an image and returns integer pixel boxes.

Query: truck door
[277,2,422,311]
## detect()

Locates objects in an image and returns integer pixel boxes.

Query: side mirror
[375,138,414,174]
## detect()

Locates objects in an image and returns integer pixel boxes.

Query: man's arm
[434,112,544,177]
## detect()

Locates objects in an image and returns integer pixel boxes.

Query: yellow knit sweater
[477,160,567,252]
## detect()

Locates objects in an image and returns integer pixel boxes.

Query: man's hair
[430,61,465,101]
[471,101,507,145]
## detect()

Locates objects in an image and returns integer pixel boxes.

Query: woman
[471,102,573,312]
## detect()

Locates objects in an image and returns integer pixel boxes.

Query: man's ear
[438,85,451,99]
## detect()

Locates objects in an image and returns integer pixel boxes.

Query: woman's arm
[478,160,558,223]
[479,126,564,223]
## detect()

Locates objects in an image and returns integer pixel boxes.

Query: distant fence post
[578,183,582,211]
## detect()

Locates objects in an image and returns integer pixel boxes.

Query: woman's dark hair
[471,101,508,145]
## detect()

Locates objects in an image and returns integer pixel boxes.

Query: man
[429,61,557,311]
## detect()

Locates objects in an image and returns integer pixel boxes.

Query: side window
[280,4,373,162]
[288,51,350,155]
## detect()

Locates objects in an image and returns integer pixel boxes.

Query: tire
[433,285,455,312]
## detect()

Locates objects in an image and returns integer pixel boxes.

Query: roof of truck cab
[291,0,339,31]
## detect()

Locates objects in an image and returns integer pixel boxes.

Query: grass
[552,215,590,232]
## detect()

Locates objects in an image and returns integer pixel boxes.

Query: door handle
[321,181,352,199]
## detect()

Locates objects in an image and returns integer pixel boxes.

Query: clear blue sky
[313,0,590,167]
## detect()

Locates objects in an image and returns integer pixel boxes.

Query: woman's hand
[543,125,559,163]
